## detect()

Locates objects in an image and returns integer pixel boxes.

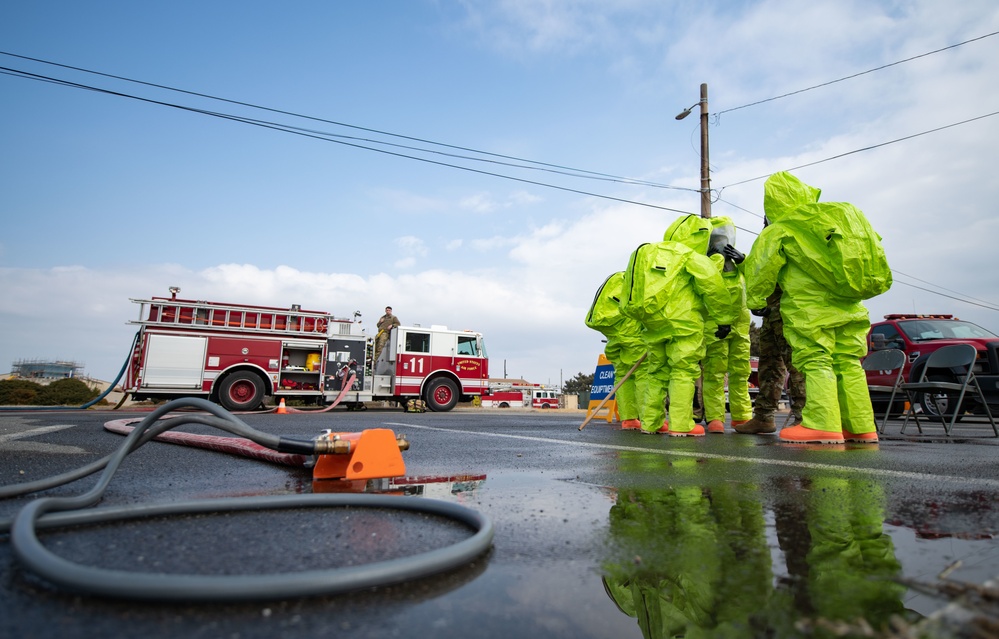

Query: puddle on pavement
[475,455,998,638]
[300,455,998,637]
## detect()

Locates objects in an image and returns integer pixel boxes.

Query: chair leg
[945,387,972,436]
[878,389,900,435]
[900,395,917,435]
[973,386,999,437]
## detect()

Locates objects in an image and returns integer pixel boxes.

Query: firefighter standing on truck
[373,306,401,365]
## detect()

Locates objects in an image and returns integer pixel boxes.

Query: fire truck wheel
[425,378,459,412]
[218,372,265,411]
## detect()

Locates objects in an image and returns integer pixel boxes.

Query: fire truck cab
[124,293,488,412]
[365,323,489,411]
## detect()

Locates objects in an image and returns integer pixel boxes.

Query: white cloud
[459,193,501,213]
[394,236,428,255]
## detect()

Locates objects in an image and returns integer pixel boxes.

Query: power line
[718,109,999,190]
[716,30,999,116]
[892,270,999,312]
[0,50,695,195]
[891,278,999,313]
[5,55,997,314]
[707,199,999,314]
[0,65,697,216]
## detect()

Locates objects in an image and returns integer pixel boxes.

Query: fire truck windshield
[457,335,479,356]
[897,319,997,341]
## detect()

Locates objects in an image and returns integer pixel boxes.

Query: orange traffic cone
[276,398,288,414]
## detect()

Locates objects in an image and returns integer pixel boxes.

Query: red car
[865,314,999,420]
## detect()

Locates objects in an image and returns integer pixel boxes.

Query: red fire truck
[479,384,560,408]
[123,291,489,411]
[479,389,528,408]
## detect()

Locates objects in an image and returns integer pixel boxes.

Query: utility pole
[676,82,711,218]
[698,83,711,219]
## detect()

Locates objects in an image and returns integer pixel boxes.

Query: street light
[675,83,711,219]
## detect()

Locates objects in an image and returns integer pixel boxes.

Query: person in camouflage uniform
[373,306,401,365]
[735,286,806,434]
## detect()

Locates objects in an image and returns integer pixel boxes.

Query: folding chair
[862,348,906,434]
[899,344,998,437]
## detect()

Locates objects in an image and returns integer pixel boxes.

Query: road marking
[0,424,75,443]
[1,441,88,455]
[386,422,999,489]
[0,424,86,454]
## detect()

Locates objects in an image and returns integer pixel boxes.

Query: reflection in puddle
[600,453,947,637]
[312,473,486,501]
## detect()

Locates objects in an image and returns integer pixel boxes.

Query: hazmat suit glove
[714,324,732,339]
[722,245,745,264]
[750,307,771,318]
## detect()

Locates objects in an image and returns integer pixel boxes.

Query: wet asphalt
[1,406,998,638]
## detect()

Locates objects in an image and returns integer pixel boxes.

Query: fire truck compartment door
[142,334,208,388]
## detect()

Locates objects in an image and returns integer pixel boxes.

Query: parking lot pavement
[2,406,998,638]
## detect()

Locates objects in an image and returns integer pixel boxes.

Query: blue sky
[2,1,999,387]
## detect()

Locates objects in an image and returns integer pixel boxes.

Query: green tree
[562,371,595,395]
[0,378,99,406]
[38,378,100,405]
[0,379,40,405]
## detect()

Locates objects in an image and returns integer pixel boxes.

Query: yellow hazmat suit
[586,272,646,426]
[702,217,753,429]
[621,215,734,435]
[744,172,892,442]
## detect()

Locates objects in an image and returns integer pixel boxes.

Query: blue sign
[589,355,616,401]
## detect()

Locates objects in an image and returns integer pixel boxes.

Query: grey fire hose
[1,398,494,602]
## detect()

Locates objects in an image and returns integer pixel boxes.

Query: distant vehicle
[865,314,999,420]
[531,388,560,409]
[747,356,760,400]
[480,389,528,408]
[480,385,560,409]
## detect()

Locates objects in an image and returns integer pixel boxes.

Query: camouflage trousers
[755,304,805,420]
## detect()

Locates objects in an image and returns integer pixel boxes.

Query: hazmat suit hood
[663,214,712,254]
[707,216,737,258]
[763,171,822,222]
[586,272,628,334]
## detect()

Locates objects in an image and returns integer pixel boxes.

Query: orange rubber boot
[668,424,706,437]
[621,419,641,430]
[779,424,845,444]
[843,430,879,443]
[706,420,725,434]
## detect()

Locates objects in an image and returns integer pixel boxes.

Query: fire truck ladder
[129,298,338,336]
